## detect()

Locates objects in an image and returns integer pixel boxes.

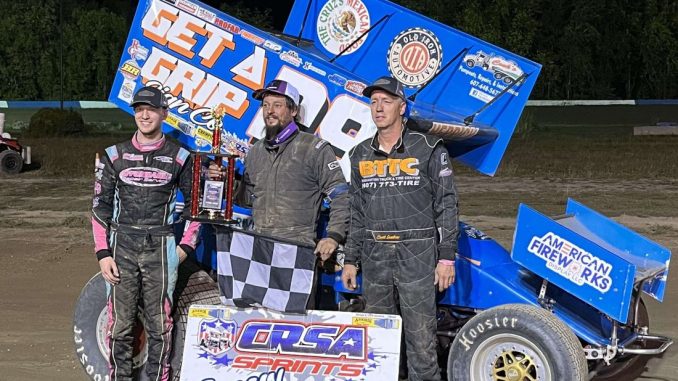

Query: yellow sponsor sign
[195,127,213,142]
[189,307,212,318]
[352,317,377,327]
[352,316,401,329]
[165,114,180,129]
[120,62,140,77]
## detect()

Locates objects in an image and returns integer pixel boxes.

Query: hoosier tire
[170,261,222,381]
[73,262,221,381]
[72,273,149,381]
[448,304,588,381]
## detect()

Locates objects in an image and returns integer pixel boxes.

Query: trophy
[190,106,238,224]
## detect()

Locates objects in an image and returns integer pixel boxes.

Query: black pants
[106,231,180,381]
[361,238,440,381]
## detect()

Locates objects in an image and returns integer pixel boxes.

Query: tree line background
[0,0,676,101]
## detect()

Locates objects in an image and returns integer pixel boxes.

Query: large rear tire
[73,262,221,381]
[72,273,149,381]
[448,304,588,381]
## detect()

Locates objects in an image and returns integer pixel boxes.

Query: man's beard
[264,120,285,141]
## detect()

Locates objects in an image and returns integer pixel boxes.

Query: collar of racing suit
[370,123,407,155]
[265,121,299,149]
[132,131,166,152]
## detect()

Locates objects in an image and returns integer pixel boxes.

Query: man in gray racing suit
[92,86,199,380]
[342,77,459,381]
[211,79,349,309]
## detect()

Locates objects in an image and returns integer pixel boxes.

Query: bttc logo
[359,158,420,177]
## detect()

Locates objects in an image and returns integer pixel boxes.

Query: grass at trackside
[455,125,678,180]
[17,125,678,181]
[5,108,678,180]
[2,108,135,131]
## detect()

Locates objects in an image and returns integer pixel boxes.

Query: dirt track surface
[0,174,676,380]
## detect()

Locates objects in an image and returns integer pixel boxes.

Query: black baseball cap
[362,76,406,100]
[131,86,168,108]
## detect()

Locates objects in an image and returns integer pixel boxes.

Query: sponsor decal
[462,50,524,84]
[154,156,174,163]
[303,61,327,76]
[120,80,136,102]
[215,17,241,34]
[328,73,347,86]
[197,7,216,23]
[463,225,489,240]
[317,0,370,55]
[198,318,238,355]
[280,50,302,67]
[127,39,149,61]
[327,160,341,170]
[359,158,420,177]
[263,40,282,53]
[119,167,173,187]
[119,59,141,80]
[359,158,421,188]
[92,196,99,208]
[468,87,493,103]
[528,232,613,293]
[240,30,264,45]
[123,153,143,161]
[459,50,524,99]
[161,0,177,4]
[440,151,448,165]
[387,28,442,88]
[351,316,400,329]
[176,0,198,15]
[344,80,366,95]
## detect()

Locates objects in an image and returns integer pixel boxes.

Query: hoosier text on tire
[448,304,588,381]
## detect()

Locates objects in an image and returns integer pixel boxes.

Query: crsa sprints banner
[181,305,402,381]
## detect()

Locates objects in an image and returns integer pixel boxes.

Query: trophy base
[190,210,239,225]
[190,216,239,225]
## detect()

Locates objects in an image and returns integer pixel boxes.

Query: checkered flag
[216,230,316,314]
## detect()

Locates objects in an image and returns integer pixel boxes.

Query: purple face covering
[267,121,299,147]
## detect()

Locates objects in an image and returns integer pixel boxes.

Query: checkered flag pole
[216,229,316,314]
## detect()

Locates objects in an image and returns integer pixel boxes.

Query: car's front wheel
[448,304,588,381]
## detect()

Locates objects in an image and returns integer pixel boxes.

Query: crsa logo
[198,318,237,355]
[236,321,366,360]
